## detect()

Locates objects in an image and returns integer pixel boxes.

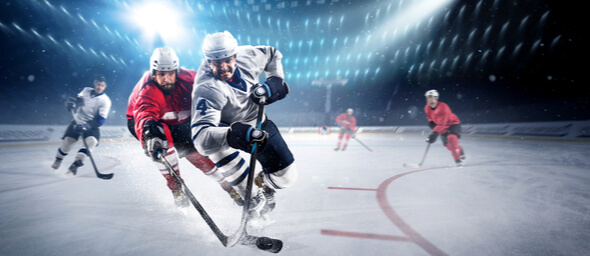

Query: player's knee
[267,163,298,189]
[85,136,98,148]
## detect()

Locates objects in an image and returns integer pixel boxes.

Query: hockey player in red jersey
[334,108,357,151]
[424,89,466,166]
[126,47,242,208]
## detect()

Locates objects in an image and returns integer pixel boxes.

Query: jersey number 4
[195,99,208,115]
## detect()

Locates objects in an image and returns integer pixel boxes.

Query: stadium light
[130,2,183,44]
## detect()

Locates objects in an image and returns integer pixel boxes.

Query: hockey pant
[55,121,100,163]
[209,119,298,200]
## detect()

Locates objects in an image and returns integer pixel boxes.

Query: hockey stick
[156,102,282,253]
[70,109,114,180]
[354,137,373,152]
[403,143,431,168]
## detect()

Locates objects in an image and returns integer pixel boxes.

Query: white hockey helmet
[202,31,238,60]
[347,108,354,114]
[150,47,179,74]
[425,89,439,98]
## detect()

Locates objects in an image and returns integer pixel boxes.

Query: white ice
[1,134,589,256]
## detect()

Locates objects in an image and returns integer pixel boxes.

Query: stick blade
[403,163,421,168]
[97,173,114,180]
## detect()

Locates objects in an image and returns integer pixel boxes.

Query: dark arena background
[0,0,585,127]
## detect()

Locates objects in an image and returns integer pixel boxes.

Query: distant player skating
[424,89,466,167]
[334,108,357,151]
[51,75,112,176]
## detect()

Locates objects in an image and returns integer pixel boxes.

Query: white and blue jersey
[74,87,111,127]
[191,45,284,156]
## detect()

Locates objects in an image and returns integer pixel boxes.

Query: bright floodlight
[131,2,182,42]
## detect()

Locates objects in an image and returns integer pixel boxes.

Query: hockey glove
[65,97,77,111]
[250,76,290,105]
[74,123,91,133]
[142,120,168,161]
[428,121,436,129]
[426,131,439,144]
[227,122,267,153]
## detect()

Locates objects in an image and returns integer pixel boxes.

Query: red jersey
[424,101,460,134]
[127,67,196,144]
[335,113,357,131]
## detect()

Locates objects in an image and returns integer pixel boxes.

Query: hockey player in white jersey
[191,31,297,218]
[51,75,112,175]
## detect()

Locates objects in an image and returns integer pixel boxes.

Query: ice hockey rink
[1,133,589,256]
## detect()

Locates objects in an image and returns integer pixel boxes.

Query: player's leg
[341,130,351,151]
[52,122,78,169]
[209,150,265,215]
[153,147,190,207]
[255,119,298,214]
[335,130,344,151]
[171,121,243,205]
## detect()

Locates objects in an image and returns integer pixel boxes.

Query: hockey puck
[256,237,283,253]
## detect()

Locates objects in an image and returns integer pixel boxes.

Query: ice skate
[66,160,83,175]
[172,189,190,209]
[51,157,63,170]
[341,145,347,151]
[255,173,276,215]
[246,189,267,219]
[460,150,466,161]
[333,146,340,151]
[455,159,463,167]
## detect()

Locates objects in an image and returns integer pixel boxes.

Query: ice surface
[1,134,589,256]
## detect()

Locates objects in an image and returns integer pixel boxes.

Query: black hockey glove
[227,122,267,153]
[65,96,84,111]
[65,97,77,111]
[142,120,168,161]
[74,123,91,133]
[250,76,290,105]
[426,131,439,144]
[428,121,436,129]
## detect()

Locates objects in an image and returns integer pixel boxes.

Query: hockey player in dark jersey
[126,47,242,208]
[51,75,112,175]
[424,89,466,167]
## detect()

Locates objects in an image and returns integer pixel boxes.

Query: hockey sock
[56,137,77,159]
[75,136,98,162]
[445,134,462,160]
[209,150,252,199]
[187,152,233,192]
[155,148,182,191]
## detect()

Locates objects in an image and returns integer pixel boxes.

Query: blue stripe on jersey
[96,116,106,127]
[191,122,215,142]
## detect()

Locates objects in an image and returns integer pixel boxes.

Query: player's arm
[250,46,289,105]
[133,86,163,144]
